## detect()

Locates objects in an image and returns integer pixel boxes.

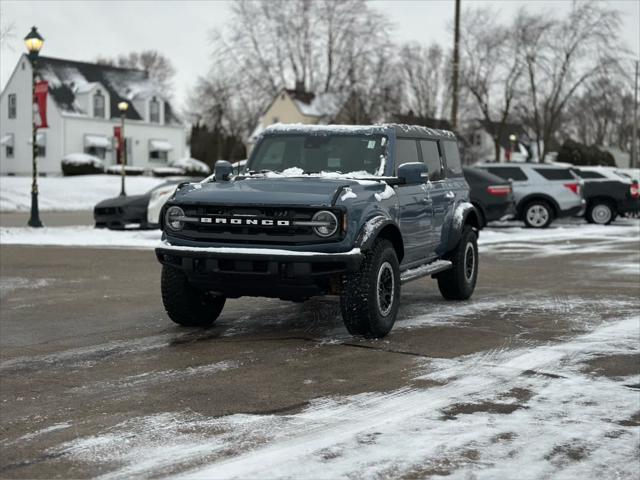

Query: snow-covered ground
[0,175,167,212]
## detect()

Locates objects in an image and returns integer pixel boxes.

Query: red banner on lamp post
[114,126,123,164]
[33,80,49,129]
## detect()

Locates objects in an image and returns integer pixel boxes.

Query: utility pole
[633,60,638,169]
[450,0,461,131]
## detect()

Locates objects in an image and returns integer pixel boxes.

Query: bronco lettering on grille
[202,217,291,226]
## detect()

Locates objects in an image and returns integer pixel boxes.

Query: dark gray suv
[156,124,481,337]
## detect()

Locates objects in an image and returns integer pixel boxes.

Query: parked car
[570,166,639,224]
[94,178,200,230]
[475,163,584,228]
[463,167,515,228]
[155,124,481,338]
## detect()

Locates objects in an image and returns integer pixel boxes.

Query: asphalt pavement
[0,225,638,478]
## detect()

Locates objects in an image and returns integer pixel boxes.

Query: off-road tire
[523,200,553,228]
[437,226,478,300]
[161,265,226,327]
[340,239,400,338]
[585,200,616,225]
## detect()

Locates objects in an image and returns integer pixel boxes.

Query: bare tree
[460,7,524,161]
[96,50,176,98]
[399,42,446,119]
[516,2,623,160]
[206,0,394,125]
[0,6,15,48]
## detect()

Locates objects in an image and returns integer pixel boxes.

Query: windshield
[248,134,387,176]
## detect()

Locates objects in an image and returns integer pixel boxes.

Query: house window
[149,139,171,161]
[2,133,14,158]
[150,150,168,161]
[93,91,105,118]
[8,94,16,119]
[149,97,160,123]
[85,146,107,159]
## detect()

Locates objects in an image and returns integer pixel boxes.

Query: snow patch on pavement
[70,361,239,396]
[0,277,52,297]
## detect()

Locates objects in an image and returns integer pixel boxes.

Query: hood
[95,194,148,208]
[173,177,387,207]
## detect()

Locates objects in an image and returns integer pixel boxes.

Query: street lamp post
[117,101,128,196]
[25,26,44,228]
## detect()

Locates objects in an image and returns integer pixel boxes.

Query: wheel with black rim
[161,265,226,327]
[437,226,478,300]
[586,200,616,225]
[523,201,553,228]
[340,239,400,338]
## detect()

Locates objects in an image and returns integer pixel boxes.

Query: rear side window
[575,170,606,179]
[486,167,528,181]
[534,168,574,181]
[395,139,419,168]
[419,140,443,181]
[442,140,462,176]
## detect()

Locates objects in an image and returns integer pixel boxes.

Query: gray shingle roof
[32,55,180,124]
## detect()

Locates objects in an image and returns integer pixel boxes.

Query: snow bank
[61,153,104,168]
[0,226,161,248]
[0,175,166,212]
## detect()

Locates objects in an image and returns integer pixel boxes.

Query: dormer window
[93,91,105,118]
[149,97,160,123]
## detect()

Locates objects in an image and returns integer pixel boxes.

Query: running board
[400,260,452,284]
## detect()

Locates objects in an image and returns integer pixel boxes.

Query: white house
[464,120,532,163]
[0,54,185,175]
[246,83,345,153]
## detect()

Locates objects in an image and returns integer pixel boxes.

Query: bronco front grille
[172,206,342,245]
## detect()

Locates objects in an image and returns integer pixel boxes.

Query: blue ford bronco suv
[156,124,480,338]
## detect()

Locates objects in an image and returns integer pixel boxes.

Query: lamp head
[24,26,44,55]
[118,101,129,113]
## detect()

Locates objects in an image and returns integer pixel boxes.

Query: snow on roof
[293,92,344,118]
[262,123,387,136]
[260,123,456,139]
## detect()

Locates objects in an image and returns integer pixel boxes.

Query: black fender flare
[444,202,481,253]
[355,215,404,262]
[517,194,561,219]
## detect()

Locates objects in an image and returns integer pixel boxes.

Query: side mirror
[214,160,233,182]
[397,162,428,185]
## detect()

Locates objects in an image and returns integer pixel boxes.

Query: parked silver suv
[475,163,585,228]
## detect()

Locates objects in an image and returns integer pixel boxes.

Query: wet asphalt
[0,225,638,478]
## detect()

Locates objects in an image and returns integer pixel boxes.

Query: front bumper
[156,245,363,300]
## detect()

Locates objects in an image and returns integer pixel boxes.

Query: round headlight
[165,206,185,231]
[312,210,338,237]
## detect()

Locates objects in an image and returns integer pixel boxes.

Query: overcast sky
[1,0,638,111]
